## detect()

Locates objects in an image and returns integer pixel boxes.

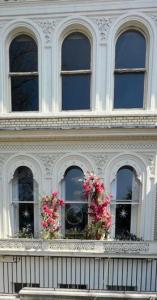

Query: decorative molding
[89,153,113,177]
[140,153,156,177]
[0,239,150,255]
[94,16,114,43]
[151,14,157,24]
[37,19,56,44]
[39,153,64,176]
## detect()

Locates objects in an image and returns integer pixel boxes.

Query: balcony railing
[0,239,156,295]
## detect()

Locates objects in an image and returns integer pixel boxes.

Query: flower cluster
[41,192,64,239]
[83,172,112,239]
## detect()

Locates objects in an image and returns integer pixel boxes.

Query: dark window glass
[64,166,87,238]
[62,74,90,110]
[14,166,34,235]
[15,166,34,202]
[9,34,38,72]
[10,34,38,112]
[64,166,84,201]
[65,203,88,237]
[116,166,134,200]
[19,203,34,234]
[115,204,131,238]
[62,33,90,71]
[11,76,38,111]
[114,73,144,108]
[114,30,146,109]
[115,30,146,69]
[62,32,91,111]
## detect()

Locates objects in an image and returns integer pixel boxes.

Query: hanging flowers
[41,192,64,239]
[83,172,112,240]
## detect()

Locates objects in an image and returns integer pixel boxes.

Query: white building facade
[0,0,156,299]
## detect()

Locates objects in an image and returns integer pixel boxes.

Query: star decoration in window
[120,208,127,218]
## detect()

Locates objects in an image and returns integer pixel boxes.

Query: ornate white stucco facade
[0,0,156,298]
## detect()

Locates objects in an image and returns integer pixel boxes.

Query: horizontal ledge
[19,288,157,299]
[61,70,91,75]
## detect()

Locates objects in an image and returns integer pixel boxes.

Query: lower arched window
[112,166,140,239]
[62,166,88,238]
[12,166,37,237]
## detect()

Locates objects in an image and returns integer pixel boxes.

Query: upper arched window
[61,32,91,110]
[63,166,88,238]
[114,30,146,109]
[114,166,140,238]
[9,34,39,111]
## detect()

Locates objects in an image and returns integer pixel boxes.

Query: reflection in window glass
[11,76,39,111]
[62,33,90,71]
[65,203,88,236]
[117,166,134,200]
[115,30,146,69]
[64,166,87,238]
[9,35,38,72]
[64,166,84,201]
[114,73,144,109]
[61,32,91,110]
[114,30,146,109]
[62,75,90,110]
[9,34,39,112]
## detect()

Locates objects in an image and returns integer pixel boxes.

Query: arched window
[9,34,39,111]
[114,166,140,238]
[63,166,88,238]
[61,32,91,110]
[114,30,146,109]
[12,166,36,236]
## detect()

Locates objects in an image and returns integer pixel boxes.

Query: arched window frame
[2,22,42,114]
[11,166,38,237]
[111,165,141,239]
[106,14,154,113]
[8,31,39,113]
[61,30,92,111]
[113,27,147,110]
[104,154,147,239]
[54,19,96,114]
[3,154,42,239]
[61,165,88,238]
[9,33,39,112]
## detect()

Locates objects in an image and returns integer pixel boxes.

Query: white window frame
[111,166,141,238]
[11,166,39,238]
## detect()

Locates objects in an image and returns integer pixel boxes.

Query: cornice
[0,0,157,17]
[0,128,157,142]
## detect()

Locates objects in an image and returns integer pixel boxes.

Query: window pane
[114,73,144,108]
[62,32,90,71]
[115,30,146,68]
[19,203,34,235]
[15,166,34,202]
[116,166,133,200]
[62,74,90,110]
[65,203,88,237]
[11,76,39,111]
[10,34,38,72]
[115,204,131,238]
[65,167,84,201]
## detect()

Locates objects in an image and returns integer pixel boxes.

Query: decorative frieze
[0,239,151,255]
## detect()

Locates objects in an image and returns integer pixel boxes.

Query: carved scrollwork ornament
[94,16,115,43]
[37,20,56,44]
